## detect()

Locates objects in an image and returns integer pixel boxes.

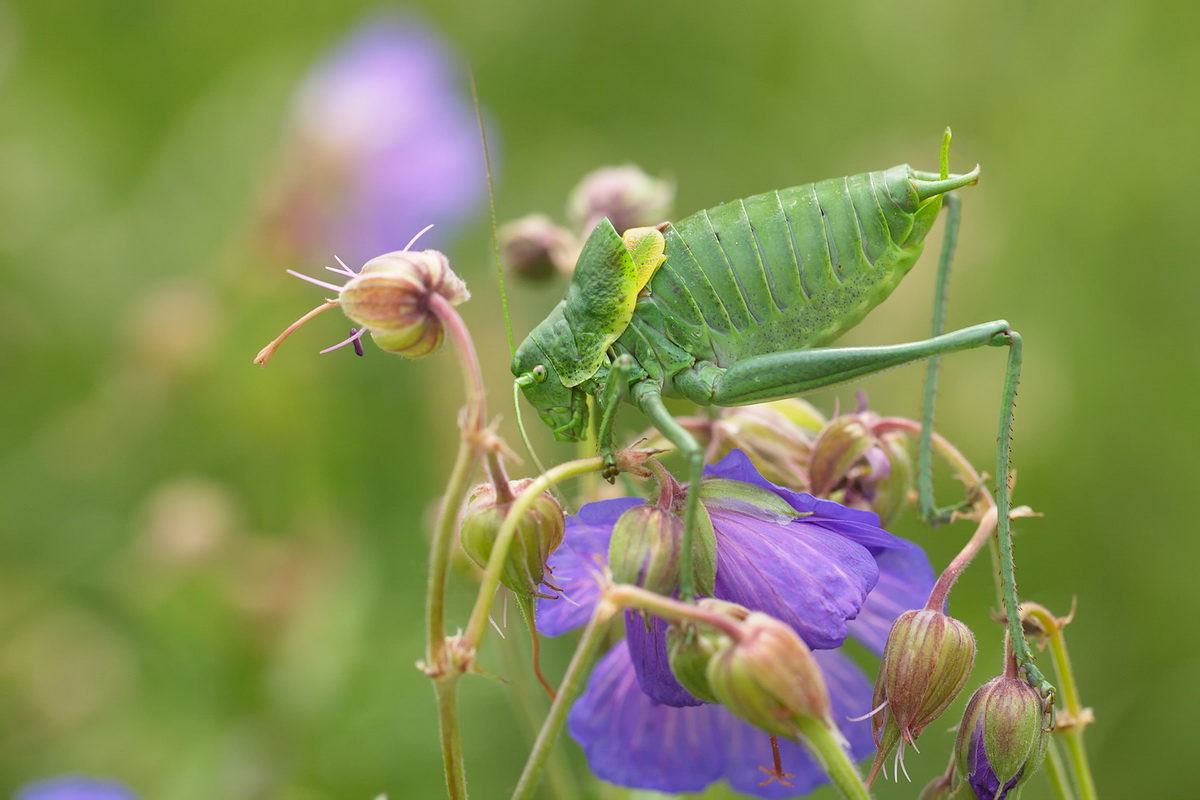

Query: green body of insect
[514,162,980,437]
[512,137,1054,706]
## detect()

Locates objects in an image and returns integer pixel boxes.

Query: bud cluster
[500,164,675,280]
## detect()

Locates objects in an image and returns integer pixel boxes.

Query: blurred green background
[2,1,1196,798]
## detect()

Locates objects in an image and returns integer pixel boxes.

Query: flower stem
[792,715,870,800]
[1024,604,1098,800]
[422,293,490,800]
[511,598,619,800]
[605,583,744,640]
[433,674,468,800]
[1043,738,1079,800]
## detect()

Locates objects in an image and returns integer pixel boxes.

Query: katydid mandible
[511,132,1052,704]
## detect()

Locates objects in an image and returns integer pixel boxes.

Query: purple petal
[624,611,703,707]
[568,642,878,797]
[710,507,879,649]
[536,497,641,636]
[847,543,936,653]
[568,641,726,792]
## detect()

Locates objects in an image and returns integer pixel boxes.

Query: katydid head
[512,336,590,442]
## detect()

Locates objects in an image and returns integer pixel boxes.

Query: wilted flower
[954,676,1049,800]
[262,15,487,266]
[15,777,138,800]
[537,451,934,797]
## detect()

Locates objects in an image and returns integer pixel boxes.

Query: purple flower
[16,777,138,800]
[537,450,934,797]
[266,14,488,266]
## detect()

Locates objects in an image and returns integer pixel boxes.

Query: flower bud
[872,610,976,753]
[459,479,565,597]
[706,400,824,491]
[499,213,577,281]
[566,164,674,235]
[608,505,683,595]
[339,249,469,358]
[665,599,749,704]
[809,410,913,526]
[705,612,833,739]
[954,676,1049,800]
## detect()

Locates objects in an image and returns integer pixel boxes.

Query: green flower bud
[459,479,565,598]
[499,213,577,282]
[665,599,749,704]
[808,408,914,527]
[954,676,1049,800]
[608,505,683,595]
[705,612,833,739]
[705,399,824,491]
[872,610,976,755]
[566,164,675,235]
[339,249,468,359]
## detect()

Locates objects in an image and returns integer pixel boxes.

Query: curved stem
[511,599,619,800]
[927,506,998,610]
[1024,605,1097,800]
[606,583,744,641]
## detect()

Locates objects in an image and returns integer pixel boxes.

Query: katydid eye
[532,365,547,383]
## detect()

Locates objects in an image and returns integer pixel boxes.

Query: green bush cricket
[511,130,1053,705]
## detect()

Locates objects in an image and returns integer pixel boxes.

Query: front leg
[595,354,637,482]
[631,380,710,601]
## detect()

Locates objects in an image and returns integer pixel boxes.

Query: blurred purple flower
[16,777,138,800]
[537,450,935,797]
[265,15,488,266]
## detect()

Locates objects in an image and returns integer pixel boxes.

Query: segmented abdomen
[637,164,938,367]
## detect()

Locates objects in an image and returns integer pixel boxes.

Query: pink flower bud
[339,249,468,359]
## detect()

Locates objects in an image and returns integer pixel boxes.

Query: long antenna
[468,66,515,357]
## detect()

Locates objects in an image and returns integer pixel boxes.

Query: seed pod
[339,249,469,358]
[459,478,565,597]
